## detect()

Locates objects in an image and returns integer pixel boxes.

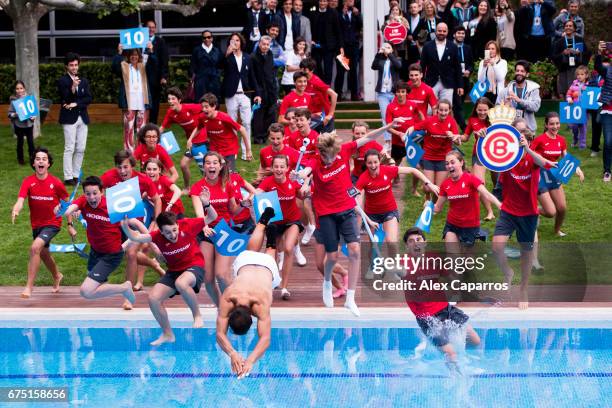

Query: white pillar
[362,1,389,102]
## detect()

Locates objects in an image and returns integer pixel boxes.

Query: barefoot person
[122,210,217,345]
[12,148,68,298]
[216,207,281,378]
[59,176,136,305]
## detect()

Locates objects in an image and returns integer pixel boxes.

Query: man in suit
[242,0,268,54]
[57,52,92,186]
[293,0,312,53]
[419,22,463,105]
[335,0,362,101]
[190,30,223,102]
[223,33,260,160]
[250,36,279,144]
[310,0,344,85]
[261,0,282,29]
[278,0,300,52]
[144,20,169,125]
[452,26,474,131]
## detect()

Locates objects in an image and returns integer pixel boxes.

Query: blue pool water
[0,324,610,407]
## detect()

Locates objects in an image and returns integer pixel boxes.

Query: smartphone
[484,50,491,60]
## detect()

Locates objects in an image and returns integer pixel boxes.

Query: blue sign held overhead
[580,87,602,110]
[254,190,284,223]
[119,27,149,50]
[470,79,489,103]
[11,95,38,121]
[210,219,249,256]
[415,201,434,233]
[559,102,586,124]
[106,177,145,224]
[550,153,580,184]
[160,131,180,155]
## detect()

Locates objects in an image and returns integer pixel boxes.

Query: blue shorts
[32,226,60,248]
[158,265,205,298]
[87,249,124,283]
[442,222,480,247]
[494,210,538,250]
[318,209,360,253]
[367,209,400,224]
[416,305,470,347]
[420,159,446,172]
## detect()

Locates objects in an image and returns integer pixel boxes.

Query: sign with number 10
[106,177,145,224]
[559,102,586,124]
[550,153,580,184]
[119,28,149,50]
[211,219,249,256]
[11,95,38,121]
[470,79,490,103]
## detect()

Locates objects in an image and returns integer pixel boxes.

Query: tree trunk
[8,0,48,138]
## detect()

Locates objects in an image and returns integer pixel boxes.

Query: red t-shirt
[306,141,357,217]
[161,104,201,137]
[288,129,319,157]
[151,218,205,272]
[229,173,251,223]
[283,126,296,144]
[101,169,158,200]
[305,74,331,114]
[259,145,301,170]
[531,133,567,162]
[279,91,311,115]
[356,165,399,215]
[407,82,438,117]
[440,172,483,228]
[189,178,233,227]
[499,154,543,217]
[385,99,420,146]
[18,174,68,229]
[153,175,185,215]
[74,195,122,253]
[352,141,383,178]
[404,253,449,317]
[259,176,302,223]
[196,111,242,156]
[133,144,175,171]
[415,115,459,161]
[464,117,489,156]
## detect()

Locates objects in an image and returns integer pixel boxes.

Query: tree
[0,0,206,136]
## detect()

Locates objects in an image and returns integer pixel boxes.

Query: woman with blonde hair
[477,40,508,103]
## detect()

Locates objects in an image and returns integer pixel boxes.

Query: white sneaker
[344,299,361,317]
[281,288,291,300]
[278,252,284,270]
[590,151,598,158]
[301,224,315,245]
[294,244,307,266]
[323,281,333,307]
[241,153,247,161]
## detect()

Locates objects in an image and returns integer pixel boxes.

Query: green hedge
[0,59,192,104]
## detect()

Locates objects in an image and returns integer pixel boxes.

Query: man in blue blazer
[57,52,92,186]
[419,22,464,105]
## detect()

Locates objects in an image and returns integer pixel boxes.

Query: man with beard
[496,60,541,132]
[419,23,463,106]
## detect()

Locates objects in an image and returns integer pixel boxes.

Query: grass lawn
[1,118,610,288]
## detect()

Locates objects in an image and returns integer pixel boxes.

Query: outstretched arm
[216,298,245,376]
[240,312,271,378]
[477,184,502,210]
[521,136,557,168]
[398,167,439,195]
[11,197,25,224]
[355,118,405,149]
[120,218,152,243]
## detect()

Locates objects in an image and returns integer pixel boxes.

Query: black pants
[15,126,34,163]
[313,47,336,86]
[148,84,162,125]
[589,109,603,152]
[252,102,278,144]
[452,77,470,131]
[334,44,360,99]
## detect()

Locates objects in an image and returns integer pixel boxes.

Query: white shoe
[323,281,333,307]
[344,299,361,317]
[294,244,307,266]
[590,151,598,158]
[281,288,291,300]
[278,252,284,270]
[301,224,315,245]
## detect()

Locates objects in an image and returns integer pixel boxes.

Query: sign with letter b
[106,177,145,224]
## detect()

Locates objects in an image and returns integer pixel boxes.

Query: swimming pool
[0,309,610,407]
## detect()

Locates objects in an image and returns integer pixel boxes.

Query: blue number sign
[120,28,149,50]
[160,131,180,155]
[50,243,87,254]
[470,79,490,103]
[405,138,424,167]
[211,219,249,256]
[106,177,145,224]
[559,102,586,124]
[580,87,602,110]
[191,143,209,173]
[11,95,38,121]
[415,200,434,233]
[254,190,284,223]
[539,168,559,190]
[550,153,580,184]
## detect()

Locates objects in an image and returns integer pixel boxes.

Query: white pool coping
[0,307,610,328]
